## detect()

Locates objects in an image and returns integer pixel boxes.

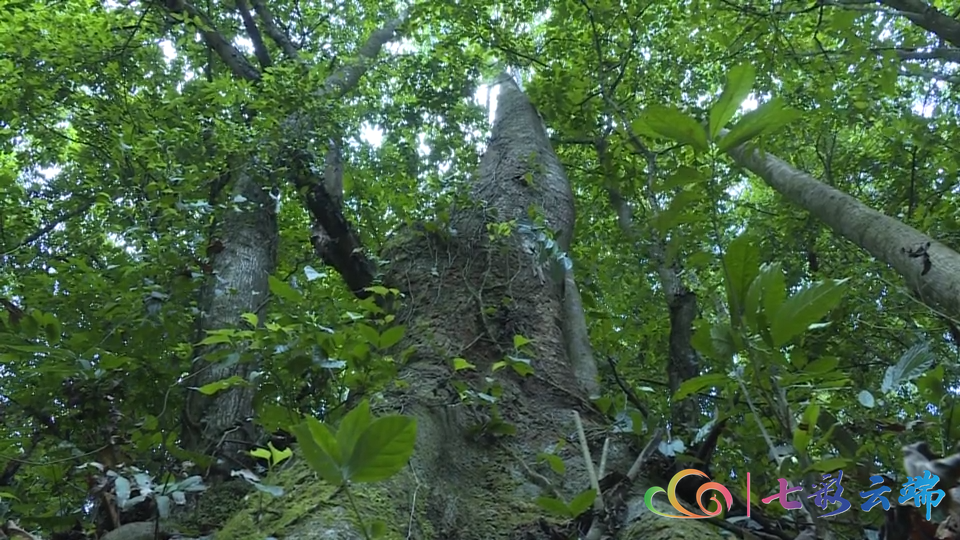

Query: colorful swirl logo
[644,469,734,519]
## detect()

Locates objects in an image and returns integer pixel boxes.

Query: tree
[3,0,960,539]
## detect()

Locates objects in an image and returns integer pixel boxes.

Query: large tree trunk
[206,74,726,540]
[726,137,960,321]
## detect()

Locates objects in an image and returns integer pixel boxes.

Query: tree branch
[876,0,960,48]
[161,0,261,82]
[3,199,94,255]
[249,0,300,61]
[235,0,272,69]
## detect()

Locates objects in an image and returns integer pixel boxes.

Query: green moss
[216,461,417,540]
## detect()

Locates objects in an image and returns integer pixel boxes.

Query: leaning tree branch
[250,0,300,61]
[876,0,960,48]
[2,199,94,255]
[276,14,406,297]
[161,0,261,82]
[235,0,272,69]
[894,47,960,62]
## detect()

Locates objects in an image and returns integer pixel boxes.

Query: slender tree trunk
[181,166,277,468]
[176,14,402,468]
[726,137,960,322]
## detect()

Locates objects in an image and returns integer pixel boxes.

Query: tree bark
[177,12,403,467]
[208,73,725,540]
[181,165,277,468]
[725,135,960,321]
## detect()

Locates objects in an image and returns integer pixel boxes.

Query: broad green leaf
[760,263,787,318]
[722,233,760,329]
[916,364,946,403]
[43,316,61,345]
[535,496,572,518]
[197,333,232,346]
[744,262,786,336]
[452,357,476,371]
[356,323,380,347]
[709,63,756,139]
[802,357,839,375]
[379,325,406,349]
[291,417,343,485]
[365,285,391,296]
[345,416,417,483]
[770,279,848,347]
[880,342,934,393]
[659,166,707,192]
[568,489,598,516]
[792,428,810,456]
[194,376,246,395]
[268,442,292,464]
[240,313,258,327]
[718,97,802,151]
[673,373,729,401]
[641,105,709,152]
[538,453,565,475]
[337,400,373,459]
[366,520,387,539]
[513,334,531,348]
[249,448,271,460]
[268,275,302,303]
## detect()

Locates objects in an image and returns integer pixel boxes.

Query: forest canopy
[1,0,960,539]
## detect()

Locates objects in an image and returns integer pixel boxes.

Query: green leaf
[743,262,785,335]
[43,315,61,345]
[513,334,531,348]
[880,342,934,393]
[640,105,709,152]
[659,166,708,192]
[193,376,246,395]
[452,357,476,371]
[345,415,417,483]
[718,97,802,151]
[709,63,756,139]
[568,489,597,516]
[197,333,232,346]
[268,442,292,464]
[770,278,848,347]
[535,496,572,517]
[268,275,303,303]
[802,357,839,375]
[673,373,729,401]
[367,520,387,539]
[792,428,810,456]
[240,313,258,327]
[356,323,380,347]
[723,233,761,329]
[249,448,271,460]
[291,417,343,485]
[379,325,406,349]
[336,400,373,459]
[364,285,391,297]
[538,453,565,475]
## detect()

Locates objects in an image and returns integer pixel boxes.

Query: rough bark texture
[182,167,277,466]
[206,74,725,540]
[179,14,402,464]
[726,136,960,321]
